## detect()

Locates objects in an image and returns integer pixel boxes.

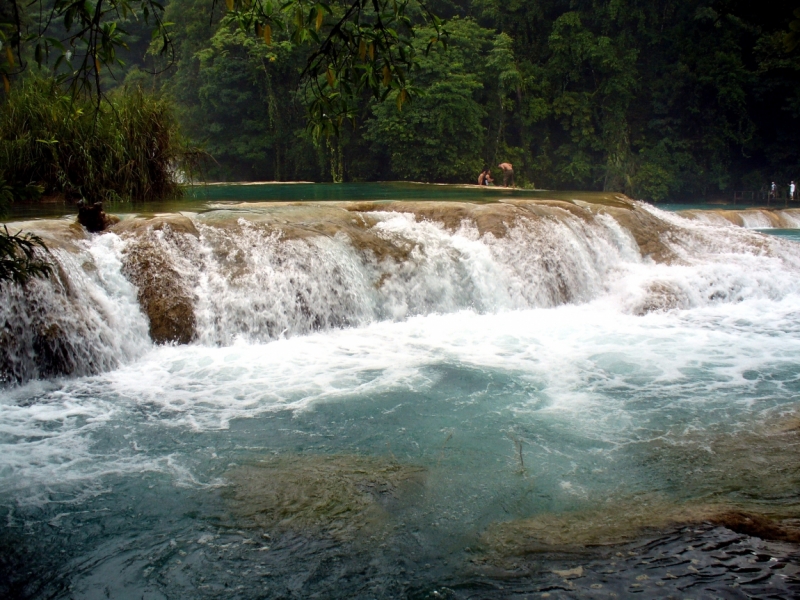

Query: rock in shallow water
[225,455,426,539]
[77,201,120,232]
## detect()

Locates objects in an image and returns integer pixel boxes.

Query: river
[2,185,799,598]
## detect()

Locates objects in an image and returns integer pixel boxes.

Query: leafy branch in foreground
[1,0,175,102]
[0,179,51,285]
[0,226,52,284]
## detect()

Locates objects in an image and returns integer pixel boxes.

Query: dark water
[7,519,800,599]
[5,486,800,599]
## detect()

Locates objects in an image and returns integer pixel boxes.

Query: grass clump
[0,76,196,203]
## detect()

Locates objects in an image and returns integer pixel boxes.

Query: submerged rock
[479,499,800,562]
[480,412,800,561]
[710,510,800,543]
[480,497,716,553]
[225,454,425,538]
[646,414,800,509]
[630,281,690,315]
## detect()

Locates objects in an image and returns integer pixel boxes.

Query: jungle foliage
[0,77,189,202]
[3,1,800,200]
[0,75,187,283]
[147,0,800,198]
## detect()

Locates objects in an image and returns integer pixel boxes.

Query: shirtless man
[498,162,514,187]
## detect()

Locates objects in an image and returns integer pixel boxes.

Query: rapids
[2,191,800,598]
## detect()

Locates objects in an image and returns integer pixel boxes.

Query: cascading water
[6,199,800,374]
[0,227,150,383]
[678,206,800,229]
[184,207,644,343]
[2,195,800,599]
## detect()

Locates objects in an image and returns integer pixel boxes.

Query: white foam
[739,211,774,229]
[149,207,649,344]
[5,291,800,497]
[6,203,800,387]
[6,203,800,499]
[0,233,151,383]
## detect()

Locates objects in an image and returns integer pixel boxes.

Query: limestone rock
[118,216,198,344]
[111,214,199,238]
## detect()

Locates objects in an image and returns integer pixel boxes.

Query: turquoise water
[3,183,628,221]
[5,306,800,597]
[7,182,798,222]
[5,304,800,597]
[191,181,519,202]
[758,228,800,241]
[2,188,800,597]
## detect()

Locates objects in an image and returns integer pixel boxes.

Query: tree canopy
[2,1,800,199]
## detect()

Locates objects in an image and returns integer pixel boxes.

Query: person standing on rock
[498,162,514,188]
[791,181,796,201]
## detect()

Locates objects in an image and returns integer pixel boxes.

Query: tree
[365,19,491,182]
[474,0,800,199]
[159,3,323,181]
[4,1,800,196]
[1,0,446,135]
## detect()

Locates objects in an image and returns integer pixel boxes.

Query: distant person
[498,162,514,187]
[478,168,493,186]
[791,181,797,201]
[770,181,777,199]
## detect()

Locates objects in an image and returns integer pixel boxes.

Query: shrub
[0,179,51,284]
[0,76,196,202]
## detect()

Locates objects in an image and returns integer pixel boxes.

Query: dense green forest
[3,1,800,201]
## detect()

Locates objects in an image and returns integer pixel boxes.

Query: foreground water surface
[2,186,800,598]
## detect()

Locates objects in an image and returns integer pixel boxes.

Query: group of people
[769,181,797,200]
[478,163,514,187]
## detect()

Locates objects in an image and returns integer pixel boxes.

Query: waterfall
[0,226,150,383]
[677,207,800,229]
[4,200,800,384]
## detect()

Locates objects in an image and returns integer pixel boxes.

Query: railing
[733,190,797,206]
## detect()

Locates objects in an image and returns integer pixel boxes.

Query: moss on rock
[225,454,425,538]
